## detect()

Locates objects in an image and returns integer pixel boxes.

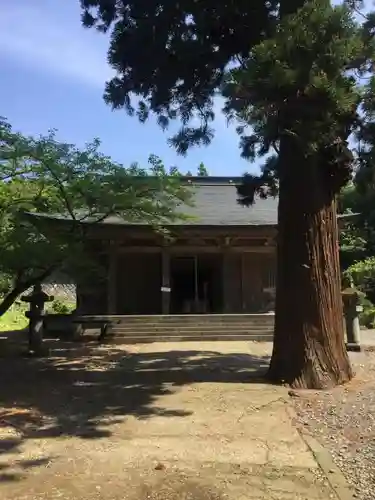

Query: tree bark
[268,140,353,389]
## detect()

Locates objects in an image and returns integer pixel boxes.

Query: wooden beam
[241,253,245,311]
[117,245,276,254]
[85,225,278,241]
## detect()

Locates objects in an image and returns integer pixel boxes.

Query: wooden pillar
[222,249,231,313]
[107,240,117,314]
[222,244,243,313]
[194,254,199,311]
[240,253,245,311]
[161,247,171,314]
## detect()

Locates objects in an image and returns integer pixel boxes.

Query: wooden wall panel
[241,251,277,312]
[222,253,242,313]
[76,242,108,314]
[117,253,162,314]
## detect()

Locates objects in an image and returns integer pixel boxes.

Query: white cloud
[0,1,114,88]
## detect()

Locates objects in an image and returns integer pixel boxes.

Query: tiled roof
[26,176,355,227]
[179,178,278,225]
[27,177,278,227]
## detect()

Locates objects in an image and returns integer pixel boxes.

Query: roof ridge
[183,176,243,184]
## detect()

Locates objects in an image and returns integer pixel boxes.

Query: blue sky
[0,0,253,176]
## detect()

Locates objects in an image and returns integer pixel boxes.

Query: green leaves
[344,257,375,301]
[79,1,375,197]
[224,1,364,159]
[0,119,191,223]
[80,0,280,153]
[197,163,209,177]
[339,180,375,280]
[220,0,375,203]
[0,118,190,312]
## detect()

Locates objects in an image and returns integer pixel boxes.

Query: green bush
[356,296,375,328]
[359,303,375,328]
[50,299,72,315]
[343,260,375,328]
[344,257,375,304]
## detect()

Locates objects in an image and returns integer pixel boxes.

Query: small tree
[197,163,209,176]
[0,119,191,315]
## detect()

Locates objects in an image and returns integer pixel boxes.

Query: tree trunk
[268,140,353,389]
[0,285,29,317]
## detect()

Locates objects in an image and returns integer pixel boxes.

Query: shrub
[359,299,375,328]
[344,257,375,304]
[50,299,72,315]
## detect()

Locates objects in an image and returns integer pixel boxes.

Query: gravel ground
[292,350,375,500]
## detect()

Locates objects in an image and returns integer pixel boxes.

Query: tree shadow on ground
[0,333,271,477]
[0,435,56,483]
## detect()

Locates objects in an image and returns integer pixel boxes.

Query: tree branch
[27,151,77,221]
[0,263,59,317]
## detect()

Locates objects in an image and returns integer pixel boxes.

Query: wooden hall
[32,177,279,316]
[82,177,278,316]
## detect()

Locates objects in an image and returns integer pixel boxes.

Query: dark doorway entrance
[170,254,222,313]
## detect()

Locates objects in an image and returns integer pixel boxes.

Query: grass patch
[0,297,76,332]
[0,302,28,332]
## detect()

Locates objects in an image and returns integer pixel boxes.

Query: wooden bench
[71,316,115,342]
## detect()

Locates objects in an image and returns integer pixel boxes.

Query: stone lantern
[21,284,54,355]
[341,286,362,352]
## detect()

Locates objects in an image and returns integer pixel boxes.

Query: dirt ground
[0,337,348,499]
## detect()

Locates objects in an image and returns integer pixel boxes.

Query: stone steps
[111,324,273,333]
[103,314,275,324]
[99,314,275,343]
[106,333,273,344]
[44,313,275,342]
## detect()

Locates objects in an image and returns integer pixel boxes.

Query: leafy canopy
[0,118,191,309]
[80,0,280,153]
[228,0,368,203]
[81,1,375,197]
